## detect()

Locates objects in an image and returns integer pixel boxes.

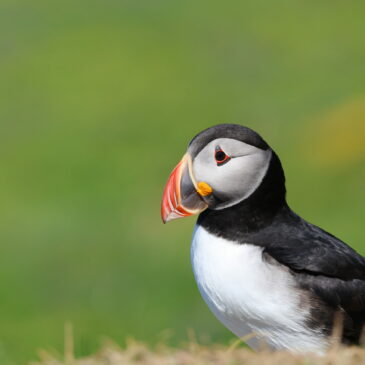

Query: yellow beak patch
[197,181,213,197]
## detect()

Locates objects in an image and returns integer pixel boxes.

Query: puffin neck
[197,151,288,241]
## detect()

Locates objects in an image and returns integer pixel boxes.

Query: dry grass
[30,340,365,365]
[29,323,365,365]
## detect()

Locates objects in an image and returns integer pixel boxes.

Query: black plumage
[195,125,365,345]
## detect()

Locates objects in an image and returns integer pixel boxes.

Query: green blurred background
[1,0,365,363]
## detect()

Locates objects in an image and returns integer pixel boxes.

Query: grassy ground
[29,326,365,365]
[31,341,365,365]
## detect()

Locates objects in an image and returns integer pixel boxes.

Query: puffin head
[161,124,281,223]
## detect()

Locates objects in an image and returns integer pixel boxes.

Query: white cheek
[193,150,272,208]
[229,152,271,194]
[192,154,217,184]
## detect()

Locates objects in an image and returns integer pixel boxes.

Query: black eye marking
[215,147,231,166]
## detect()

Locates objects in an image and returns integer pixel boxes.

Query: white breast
[191,225,327,353]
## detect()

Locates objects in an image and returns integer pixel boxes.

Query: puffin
[161,124,365,354]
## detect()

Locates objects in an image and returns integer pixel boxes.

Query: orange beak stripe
[161,154,208,223]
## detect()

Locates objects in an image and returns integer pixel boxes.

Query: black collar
[197,151,288,242]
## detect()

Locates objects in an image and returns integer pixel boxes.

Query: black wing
[258,210,365,344]
[263,217,365,280]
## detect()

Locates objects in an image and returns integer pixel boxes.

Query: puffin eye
[215,148,231,166]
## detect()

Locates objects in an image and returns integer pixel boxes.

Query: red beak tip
[161,154,207,224]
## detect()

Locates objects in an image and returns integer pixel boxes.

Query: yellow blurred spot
[305,96,365,167]
[197,182,213,196]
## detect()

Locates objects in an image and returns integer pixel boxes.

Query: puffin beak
[161,154,209,223]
